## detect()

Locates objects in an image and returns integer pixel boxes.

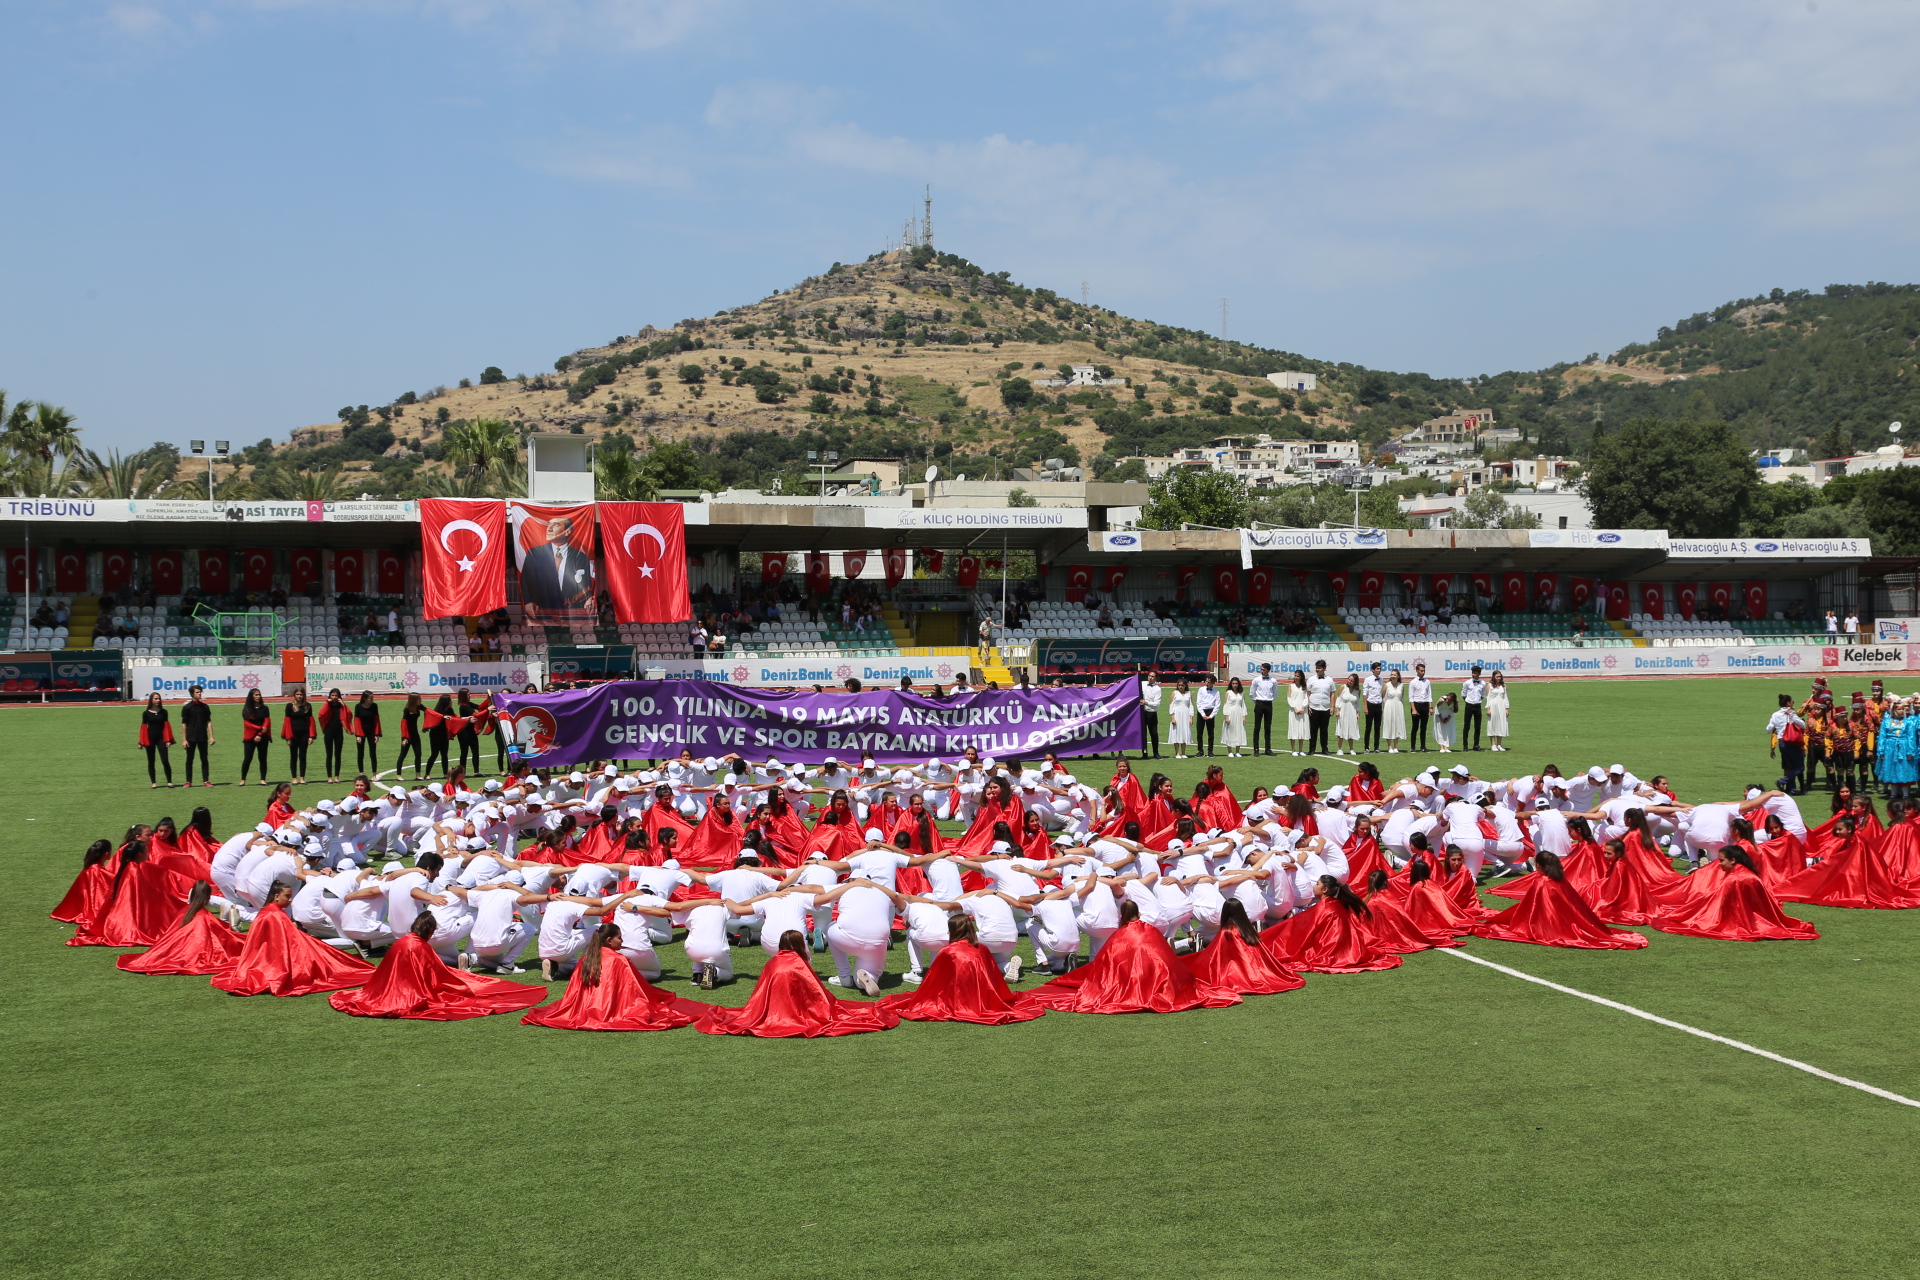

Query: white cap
[316,799,338,813]
[614,780,633,793]
[1327,785,1347,803]
[302,837,324,855]
[1535,795,1552,809]
[824,756,839,765]
[1746,786,1764,799]
[484,779,503,792]
[340,797,362,812]
[703,756,720,771]
[603,765,619,778]
[765,757,783,769]
[864,827,885,842]
[428,782,446,797]
[1547,776,1570,790]
[892,770,914,784]
[255,822,274,836]
[1450,764,1470,777]
[334,855,359,871]
[1059,775,1076,787]
[569,771,585,784]
[388,785,408,797]
[990,840,1011,854]
[382,861,404,873]
[678,797,698,816]
[1608,763,1626,775]
[1166,838,1186,850]
[927,758,940,769]
[1587,766,1607,782]
[463,836,488,852]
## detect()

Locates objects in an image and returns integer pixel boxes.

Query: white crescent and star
[439,518,490,572]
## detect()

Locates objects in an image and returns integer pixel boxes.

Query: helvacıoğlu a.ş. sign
[495,677,1144,766]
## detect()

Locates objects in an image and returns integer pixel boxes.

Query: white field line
[1440,947,1920,1110]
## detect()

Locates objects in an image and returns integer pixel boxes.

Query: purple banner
[496,678,1143,766]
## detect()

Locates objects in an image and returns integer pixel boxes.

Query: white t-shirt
[708,868,778,904]
[757,893,811,947]
[631,866,692,898]
[240,852,301,906]
[338,883,388,935]
[683,903,728,951]
[385,871,434,937]
[960,893,1019,943]
[1030,896,1078,941]
[563,864,620,897]
[1530,809,1571,856]
[538,900,593,957]
[834,884,895,942]
[923,857,966,901]
[211,832,257,886]
[1306,675,1335,711]
[1758,793,1807,837]
[904,901,951,945]
[979,858,1046,897]
[1072,878,1121,931]
[467,887,522,948]
[846,849,911,889]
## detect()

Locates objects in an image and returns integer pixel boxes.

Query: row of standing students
[137,689,503,787]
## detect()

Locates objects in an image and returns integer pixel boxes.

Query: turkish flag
[1470,572,1494,602]
[1248,565,1273,606]
[151,550,182,596]
[1534,572,1559,612]
[842,550,869,580]
[761,552,788,584]
[1430,572,1453,603]
[601,502,690,624]
[1065,565,1094,603]
[53,548,87,593]
[1290,569,1310,586]
[1604,580,1630,620]
[1327,570,1350,601]
[918,548,945,574]
[1398,573,1420,601]
[101,548,132,592]
[883,547,907,587]
[1707,582,1733,614]
[1676,583,1698,621]
[420,498,507,619]
[1570,577,1594,611]
[1639,582,1665,620]
[241,547,274,592]
[333,549,364,595]
[805,551,831,594]
[376,550,405,595]
[4,548,28,594]
[1359,571,1384,609]
[1102,565,1128,594]
[1502,571,1528,613]
[1744,579,1768,620]
[199,548,231,595]
[1177,565,1201,594]
[1212,564,1240,603]
[290,550,321,595]
[957,554,982,589]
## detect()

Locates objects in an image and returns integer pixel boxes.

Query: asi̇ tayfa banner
[495,677,1145,767]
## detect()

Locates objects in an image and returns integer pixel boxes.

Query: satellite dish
[956,473,966,483]
[1891,421,1903,434]
[924,464,938,483]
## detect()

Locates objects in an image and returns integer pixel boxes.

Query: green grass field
[5,676,1918,1280]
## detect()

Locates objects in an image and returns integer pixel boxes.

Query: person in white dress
[1486,671,1512,751]
[1221,678,1249,757]
[1381,669,1408,753]
[1167,681,1195,758]
[1334,675,1362,754]
[1286,670,1311,757]
[1433,692,1458,752]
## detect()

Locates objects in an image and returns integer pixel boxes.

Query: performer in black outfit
[238,689,271,784]
[318,688,348,783]
[283,689,315,784]
[455,689,482,775]
[138,692,174,787]
[180,685,213,786]
[425,694,453,778]
[395,692,425,780]
[352,691,382,773]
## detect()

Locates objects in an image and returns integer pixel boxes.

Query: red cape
[50,863,114,925]
[879,940,1047,1024]
[1262,900,1403,973]
[1393,880,1480,939]
[211,904,376,996]
[950,799,1018,859]
[1753,832,1809,890]
[762,806,813,868]
[1342,834,1390,888]
[679,808,747,869]
[1487,841,1605,901]
[642,803,695,849]
[1876,819,1920,886]
[1027,921,1241,1012]
[1181,927,1306,994]
[329,934,547,1019]
[523,955,710,1031]
[695,950,900,1038]
[116,909,245,975]
[1586,856,1665,926]
[67,861,188,947]
[1620,829,1681,886]
[1473,877,1649,949]
[1653,866,1820,941]
[1776,835,1920,909]
[1196,781,1242,832]
[804,814,867,861]
[1361,893,1462,953]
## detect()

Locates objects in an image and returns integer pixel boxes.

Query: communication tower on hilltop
[1221,298,1229,340]
[923,185,933,249]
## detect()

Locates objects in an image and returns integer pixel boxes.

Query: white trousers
[827,925,887,985]
[343,923,395,946]
[1076,920,1118,958]
[685,935,733,980]
[620,945,662,980]
[469,923,532,970]
[905,935,948,977]
[1026,917,1080,968]
[541,928,590,963]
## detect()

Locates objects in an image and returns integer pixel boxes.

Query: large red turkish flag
[199,548,231,595]
[1247,565,1273,606]
[842,550,869,580]
[1502,571,1529,613]
[1360,570,1384,609]
[333,549,364,595]
[101,548,132,592]
[1212,564,1240,603]
[1638,582,1664,620]
[761,552,788,584]
[805,551,831,594]
[241,548,274,592]
[53,548,87,593]
[1065,565,1094,603]
[1604,580,1630,620]
[1676,583,1698,621]
[918,548,945,573]
[600,502,689,624]
[1101,565,1128,594]
[883,547,907,587]
[151,550,182,595]
[957,554,981,589]
[290,550,320,595]
[376,550,405,595]
[421,498,507,619]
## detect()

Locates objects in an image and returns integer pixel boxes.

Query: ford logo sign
[1108,534,1138,546]
[1754,541,1778,552]
[1355,529,1386,545]
[1597,533,1621,543]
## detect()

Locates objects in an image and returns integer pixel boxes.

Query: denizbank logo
[1724,652,1788,668]
[1539,656,1602,671]
[1633,655,1704,670]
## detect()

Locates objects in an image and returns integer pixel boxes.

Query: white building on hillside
[1033,364,1128,388]
[1266,371,1318,393]
[1138,434,1360,485]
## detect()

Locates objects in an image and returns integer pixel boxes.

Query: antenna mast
[923,184,933,249]
[1220,297,1229,340]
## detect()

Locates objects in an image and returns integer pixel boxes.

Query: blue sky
[6,0,1920,452]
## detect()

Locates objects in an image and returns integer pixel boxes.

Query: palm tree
[442,418,524,496]
[77,449,176,500]
[2,402,81,464]
[1,453,85,499]
[594,445,652,500]
[409,469,501,499]
[254,465,351,501]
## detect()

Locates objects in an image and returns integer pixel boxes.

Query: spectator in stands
[52,601,69,626]
[269,587,287,607]
[31,601,53,627]
[386,607,401,647]
[1098,605,1114,630]
[1436,599,1453,626]
[91,616,109,643]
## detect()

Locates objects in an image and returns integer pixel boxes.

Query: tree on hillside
[77,448,176,500]
[442,419,523,496]
[999,377,1035,410]
[1580,418,1758,535]
[1139,467,1250,530]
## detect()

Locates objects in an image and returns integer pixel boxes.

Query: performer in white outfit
[1166,682,1196,758]
[1220,679,1249,758]
[1381,670,1408,752]
[1485,672,1511,750]
[1334,676,1362,754]
[1286,671,1311,757]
